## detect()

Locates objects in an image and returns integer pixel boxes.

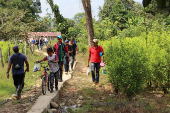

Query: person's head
[65,40,69,46]
[70,37,74,43]
[92,39,98,47]
[13,45,19,53]
[33,38,34,40]
[57,35,62,44]
[47,47,53,57]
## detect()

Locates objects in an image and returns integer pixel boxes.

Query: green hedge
[0,41,29,63]
[103,31,170,98]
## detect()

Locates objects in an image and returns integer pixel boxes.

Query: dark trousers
[70,55,75,69]
[58,61,63,80]
[64,57,69,72]
[12,73,25,96]
[50,71,58,89]
[40,44,43,50]
[91,62,100,83]
[37,44,39,49]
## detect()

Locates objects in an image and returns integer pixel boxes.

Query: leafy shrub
[104,31,170,98]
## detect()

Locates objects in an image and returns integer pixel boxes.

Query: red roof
[28,32,61,36]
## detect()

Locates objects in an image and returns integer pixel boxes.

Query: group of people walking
[36,35,78,92]
[6,35,105,100]
[31,37,48,50]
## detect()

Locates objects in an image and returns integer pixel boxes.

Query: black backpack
[12,53,22,70]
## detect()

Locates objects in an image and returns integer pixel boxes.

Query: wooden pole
[25,41,26,55]
[29,41,31,53]
[8,44,10,62]
[50,36,51,44]
[0,48,4,68]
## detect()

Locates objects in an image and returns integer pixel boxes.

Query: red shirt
[89,46,103,63]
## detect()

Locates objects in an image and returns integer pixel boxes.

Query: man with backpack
[53,35,68,82]
[6,45,29,100]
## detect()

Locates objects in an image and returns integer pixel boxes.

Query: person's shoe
[17,94,21,100]
[92,82,96,86]
[65,72,68,75]
[12,94,18,100]
[59,79,63,82]
[50,89,53,93]
[95,83,99,87]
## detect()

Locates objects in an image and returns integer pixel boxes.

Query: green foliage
[0,0,43,40]
[142,0,168,9]
[0,41,29,63]
[103,31,170,98]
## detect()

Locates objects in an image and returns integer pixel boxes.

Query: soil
[0,79,41,113]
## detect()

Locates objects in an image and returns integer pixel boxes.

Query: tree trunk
[82,0,94,47]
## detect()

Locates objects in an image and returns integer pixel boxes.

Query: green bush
[104,31,170,98]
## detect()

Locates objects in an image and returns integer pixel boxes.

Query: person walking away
[32,38,35,45]
[53,35,68,82]
[64,40,72,75]
[32,38,35,50]
[36,39,39,49]
[44,37,48,46]
[7,45,29,100]
[69,38,78,71]
[36,47,59,92]
[40,38,43,50]
[87,39,105,87]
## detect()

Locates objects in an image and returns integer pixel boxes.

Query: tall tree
[81,0,94,46]
[46,0,69,40]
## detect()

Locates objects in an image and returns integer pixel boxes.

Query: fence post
[0,48,4,68]
[29,42,31,53]
[25,41,26,55]
[50,36,51,44]
[8,44,10,62]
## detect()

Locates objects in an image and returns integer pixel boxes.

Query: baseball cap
[93,39,98,44]
[65,40,69,43]
[57,35,62,39]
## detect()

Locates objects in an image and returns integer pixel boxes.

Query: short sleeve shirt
[32,40,35,44]
[43,54,59,73]
[89,46,103,63]
[69,44,77,56]
[9,53,27,75]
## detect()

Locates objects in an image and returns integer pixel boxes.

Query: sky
[39,0,143,20]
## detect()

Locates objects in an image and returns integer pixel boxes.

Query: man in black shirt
[69,38,78,71]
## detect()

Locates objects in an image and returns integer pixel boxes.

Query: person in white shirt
[44,37,48,46]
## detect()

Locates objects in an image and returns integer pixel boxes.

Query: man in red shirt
[87,39,105,86]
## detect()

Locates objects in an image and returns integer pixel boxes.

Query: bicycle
[36,61,51,95]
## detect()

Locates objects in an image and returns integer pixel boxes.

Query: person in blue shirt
[7,45,29,100]
[32,38,35,45]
